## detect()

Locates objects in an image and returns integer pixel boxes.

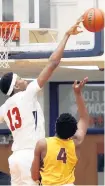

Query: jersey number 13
[7,107,22,131]
[7,107,37,131]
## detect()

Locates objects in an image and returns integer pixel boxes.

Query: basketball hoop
[0,22,20,68]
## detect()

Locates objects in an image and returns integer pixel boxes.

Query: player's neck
[55,134,71,141]
[14,89,21,94]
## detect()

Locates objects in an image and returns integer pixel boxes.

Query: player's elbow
[31,171,39,182]
[31,167,40,182]
[80,112,90,124]
[80,116,90,127]
[31,174,37,182]
[85,115,90,125]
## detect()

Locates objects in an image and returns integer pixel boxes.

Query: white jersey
[1,79,45,151]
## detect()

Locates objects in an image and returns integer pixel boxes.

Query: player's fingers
[84,77,88,82]
[78,77,88,89]
[79,81,84,88]
[80,77,88,87]
[83,77,88,85]
[75,25,81,28]
[77,30,83,34]
[76,16,84,24]
[73,80,77,87]
[81,81,85,87]
[76,26,83,33]
[72,24,81,30]
[75,80,78,85]
[80,17,84,22]
[74,25,82,30]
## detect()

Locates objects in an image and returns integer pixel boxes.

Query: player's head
[0,72,28,96]
[55,113,77,139]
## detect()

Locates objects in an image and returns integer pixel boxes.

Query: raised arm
[73,77,90,145]
[37,19,83,88]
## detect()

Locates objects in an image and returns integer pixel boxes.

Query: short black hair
[0,72,13,95]
[55,113,77,139]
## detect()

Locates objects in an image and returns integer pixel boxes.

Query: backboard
[0,0,104,60]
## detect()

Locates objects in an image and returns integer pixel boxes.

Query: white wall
[50,0,97,40]
[50,0,104,50]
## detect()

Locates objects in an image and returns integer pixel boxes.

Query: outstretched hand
[73,77,88,94]
[66,16,84,36]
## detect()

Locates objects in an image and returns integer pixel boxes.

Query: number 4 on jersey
[57,148,67,163]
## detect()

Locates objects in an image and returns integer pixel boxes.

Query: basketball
[83,8,104,32]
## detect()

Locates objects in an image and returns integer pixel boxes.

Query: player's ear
[14,84,20,90]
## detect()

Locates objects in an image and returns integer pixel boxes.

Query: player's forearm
[37,33,70,88]
[31,162,40,182]
[49,33,70,66]
[75,93,89,124]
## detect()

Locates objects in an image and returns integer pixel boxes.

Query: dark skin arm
[72,77,90,146]
[37,18,83,88]
[31,141,41,182]
[31,139,46,182]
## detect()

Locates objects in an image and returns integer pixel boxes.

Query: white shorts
[8,149,37,186]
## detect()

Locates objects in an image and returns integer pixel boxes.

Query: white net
[0,23,18,68]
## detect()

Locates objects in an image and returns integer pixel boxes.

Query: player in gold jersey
[31,77,90,185]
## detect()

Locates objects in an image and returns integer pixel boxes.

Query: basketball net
[0,23,18,68]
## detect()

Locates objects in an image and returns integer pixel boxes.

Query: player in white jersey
[0,18,83,185]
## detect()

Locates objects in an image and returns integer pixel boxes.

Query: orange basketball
[83,8,104,32]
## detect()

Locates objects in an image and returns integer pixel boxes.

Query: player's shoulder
[36,138,47,149]
[26,79,37,89]
[72,129,85,146]
[7,92,23,102]
[26,79,41,92]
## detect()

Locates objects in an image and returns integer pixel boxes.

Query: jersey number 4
[7,107,22,131]
[57,148,67,163]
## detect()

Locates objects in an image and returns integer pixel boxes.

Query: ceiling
[0,56,104,82]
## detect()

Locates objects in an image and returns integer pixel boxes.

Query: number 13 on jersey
[7,107,38,132]
[7,107,22,131]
